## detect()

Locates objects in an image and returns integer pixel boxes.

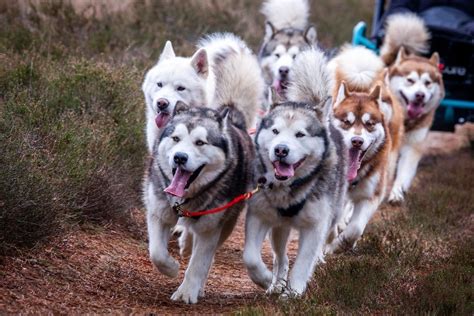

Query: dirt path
[1,132,470,313]
[0,209,299,314]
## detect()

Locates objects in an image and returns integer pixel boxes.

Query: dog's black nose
[173,152,188,165]
[351,136,364,148]
[415,92,425,102]
[274,144,289,158]
[279,66,289,77]
[157,98,170,110]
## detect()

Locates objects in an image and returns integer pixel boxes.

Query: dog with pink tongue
[143,33,263,304]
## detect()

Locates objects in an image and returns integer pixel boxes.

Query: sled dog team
[142,0,445,304]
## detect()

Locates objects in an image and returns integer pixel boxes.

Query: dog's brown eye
[274,53,280,58]
[292,54,297,59]
[407,78,415,85]
[272,128,279,135]
[157,82,163,88]
[195,140,205,146]
[343,119,351,125]
[295,132,305,138]
[424,81,432,87]
[177,86,186,91]
[172,136,180,142]
[366,121,375,129]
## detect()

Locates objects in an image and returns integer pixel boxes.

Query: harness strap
[174,186,260,218]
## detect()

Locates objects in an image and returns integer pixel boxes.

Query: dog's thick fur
[381,14,445,203]
[258,0,317,98]
[143,34,263,304]
[142,33,255,153]
[244,49,347,296]
[325,46,404,254]
[379,13,430,65]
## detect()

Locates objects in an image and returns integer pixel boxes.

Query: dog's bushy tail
[287,48,330,106]
[261,0,309,30]
[329,45,384,94]
[211,36,264,130]
[380,13,430,65]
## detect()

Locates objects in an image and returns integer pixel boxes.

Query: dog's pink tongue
[272,79,282,95]
[274,161,295,178]
[347,148,362,182]
[155,112,170,128]
[164,168,192,197]
[407,103,424,119]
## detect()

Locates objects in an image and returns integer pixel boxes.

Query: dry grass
[2,1,471,314]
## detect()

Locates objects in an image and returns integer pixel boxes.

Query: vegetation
[1,1,471,314]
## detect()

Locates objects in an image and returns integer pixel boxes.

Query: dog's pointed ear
[395,46,407,65]
[429,52,440,66]
[190,48,208,78]
[313,97,331,124]
[269,87,284,110]
[369,84,382,101]
[219,106,230,120]
[334,81,349,108]
[382,68,390,85]
[371,83,393,121]
[304,25,317,45]
[220,106,246,130]
[174,101,190,115]
[159,41,175,63]
[264,21,276,42]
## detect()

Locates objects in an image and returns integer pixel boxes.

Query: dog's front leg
[243,211,272,289]
[147,210,179,278]
[171,231,220,304]
[327,197,379,254]
[389,143,423,203]
[288,216,329,296]
[267,226,291,294]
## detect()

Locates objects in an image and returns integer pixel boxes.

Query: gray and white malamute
[243,49,347,296]
[143,35,264,304]
[258,0,317,97]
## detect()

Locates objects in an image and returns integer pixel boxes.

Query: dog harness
[173,185,261,218]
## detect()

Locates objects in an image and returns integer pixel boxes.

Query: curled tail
[380,13,430,65]
[287,48,330,105]
[211,35,264,129]
[261,0,310,30]
[329,45,384,94]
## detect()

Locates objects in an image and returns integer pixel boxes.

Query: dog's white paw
[171,282,199,304]
[266,280,286,295]
[388,186,405,204]
[150,254,179,278]
[325,234,357,255]
[280,286,303,299]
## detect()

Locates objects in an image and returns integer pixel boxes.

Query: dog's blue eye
[292,54,297,59]
[177,86,186,91]
[172,136,180,142]
[295,132,305,138]
[195,140,205,146]
[157,82,163,88]
[272,128,279,135]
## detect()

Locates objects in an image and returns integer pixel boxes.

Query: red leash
[174,186,260,217]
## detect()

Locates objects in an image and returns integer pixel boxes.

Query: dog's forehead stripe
[190,126,208,140]
[407,71,419,80]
